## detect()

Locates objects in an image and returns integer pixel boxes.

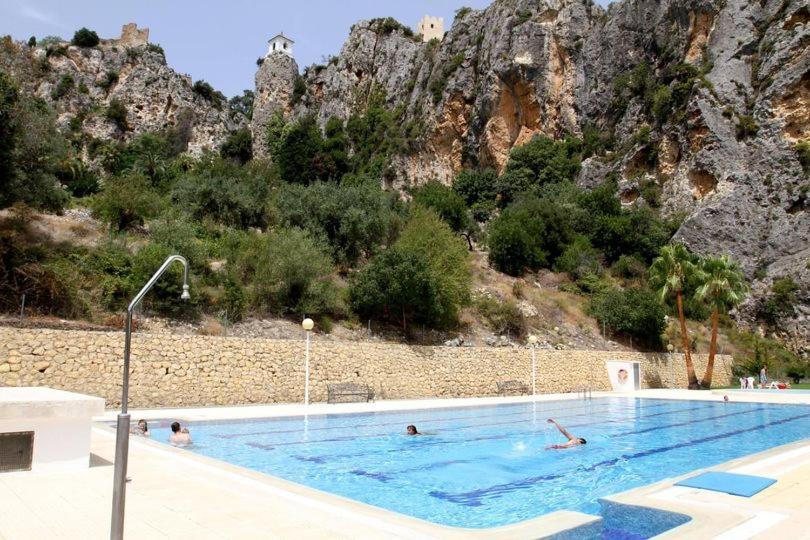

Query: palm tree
[649,243,700,389]
[695,255,748,388]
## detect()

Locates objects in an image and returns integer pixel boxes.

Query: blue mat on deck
[675,471,776,497]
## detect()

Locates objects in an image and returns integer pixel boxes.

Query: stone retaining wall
[0,327,734,408]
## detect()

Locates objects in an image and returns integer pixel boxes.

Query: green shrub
[146,43,164,56]
[610,254,647,279]
[487,195,574,276]
[221,274,247,323]
[106,98,128,131]
[171,158,273,228]
[371,17,414,37]
[735,115,759,140]
[758,277,799,325]
[410,181,471,233]
[589,206,676,264]
[0,72,70,212]
[475,295,525,337]
[589,287,666,349]
[452,168,497,210]
[228,89,254,120]
[90,173,163,231]
[515,10,532,24]
[27,36,36,47]
[276,116,327,183]
[292,76,307,105]
[651,85,672,124]
[275,182,400,267]
[220,128,253,164]
[554,236,602,280]
[71,28,99,47]
[455,7,473,20]
[429,53,465,104]
[97,70,119,91]
[147,215,208,272]
[50,73,74,100]
[248,227,340,316]
[395,206,471,325]
[575,274,613,296]
[794,140,810,176]
[500,135,581,195]
[349,248,437,330]
[192,80,224,103]
[56,157,99,196]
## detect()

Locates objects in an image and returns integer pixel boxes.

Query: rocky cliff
[0,25,244,157]
[253,0,809,344]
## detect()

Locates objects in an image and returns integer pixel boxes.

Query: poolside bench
[496,380,529,396]
[327,383,371,404]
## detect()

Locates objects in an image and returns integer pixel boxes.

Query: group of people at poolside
[405,419,585,449]
[132,419,192,446]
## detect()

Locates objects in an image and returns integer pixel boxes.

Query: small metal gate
[0,431,34,472]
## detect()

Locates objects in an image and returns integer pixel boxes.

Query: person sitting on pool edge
[169,421,192,446]
[406,425,420,436]
[546,418,586,449]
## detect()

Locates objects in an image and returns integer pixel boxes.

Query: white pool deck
[1,389,809,539]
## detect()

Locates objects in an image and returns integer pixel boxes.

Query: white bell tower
[267,32,294,57]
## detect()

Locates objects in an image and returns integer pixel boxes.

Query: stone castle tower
[251,32,299,158]
[417,15,444,42]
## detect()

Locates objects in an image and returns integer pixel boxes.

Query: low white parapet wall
[0,387,105,472]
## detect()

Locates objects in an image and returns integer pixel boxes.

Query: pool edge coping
[93,390,810,538]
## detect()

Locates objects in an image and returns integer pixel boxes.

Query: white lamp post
[528,335,538,398]
[302,318,314,405]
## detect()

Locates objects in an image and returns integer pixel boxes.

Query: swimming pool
[146,398,810,529]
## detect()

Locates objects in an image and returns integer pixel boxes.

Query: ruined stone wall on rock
[0,327,733,408]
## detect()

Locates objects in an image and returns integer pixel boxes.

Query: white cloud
[18,4,65,28]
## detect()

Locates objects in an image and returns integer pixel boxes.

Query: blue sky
[2,1,608,98]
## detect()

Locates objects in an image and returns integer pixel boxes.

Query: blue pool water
[146,398,810,529]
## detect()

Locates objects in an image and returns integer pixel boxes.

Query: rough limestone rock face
[0,34,244,156]
[252,52,298,158]
[250,0,808,344]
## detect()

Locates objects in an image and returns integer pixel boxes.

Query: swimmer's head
[578,438,587,445]
[406,425,419,435]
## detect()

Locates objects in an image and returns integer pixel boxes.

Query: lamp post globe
[302,318,314,405]
[527,335,538,398]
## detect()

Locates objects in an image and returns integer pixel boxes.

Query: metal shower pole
[110,255,190,540]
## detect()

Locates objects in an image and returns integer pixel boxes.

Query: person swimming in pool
[546,418,586,449]
[406,425,420,436]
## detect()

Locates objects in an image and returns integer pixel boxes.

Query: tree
[90,173,163,231]
[71,28,99,47]
[228,89,254,120]
[220,128,253,164]
[171,158,273,228]
[589,287,666,349]
[0,71,69,211]
[410,181,474,246]
[395,207,471,326]
[695,255,748,388]
[649,243,700,389]
[487,195,574,276]
[503,135,581,187]
[349,248,437,330]
[275,182,399,267]
[275,116,325,183]
[248,228,339,316]
[452,168,497,221]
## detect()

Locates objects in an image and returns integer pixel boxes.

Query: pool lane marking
[611,406,765,437]
[427,410,810,506]
[347,406,768,479]
[247,403,710,460]
[213,399,656,439]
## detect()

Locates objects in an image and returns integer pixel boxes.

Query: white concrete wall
[0,416,91,472]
